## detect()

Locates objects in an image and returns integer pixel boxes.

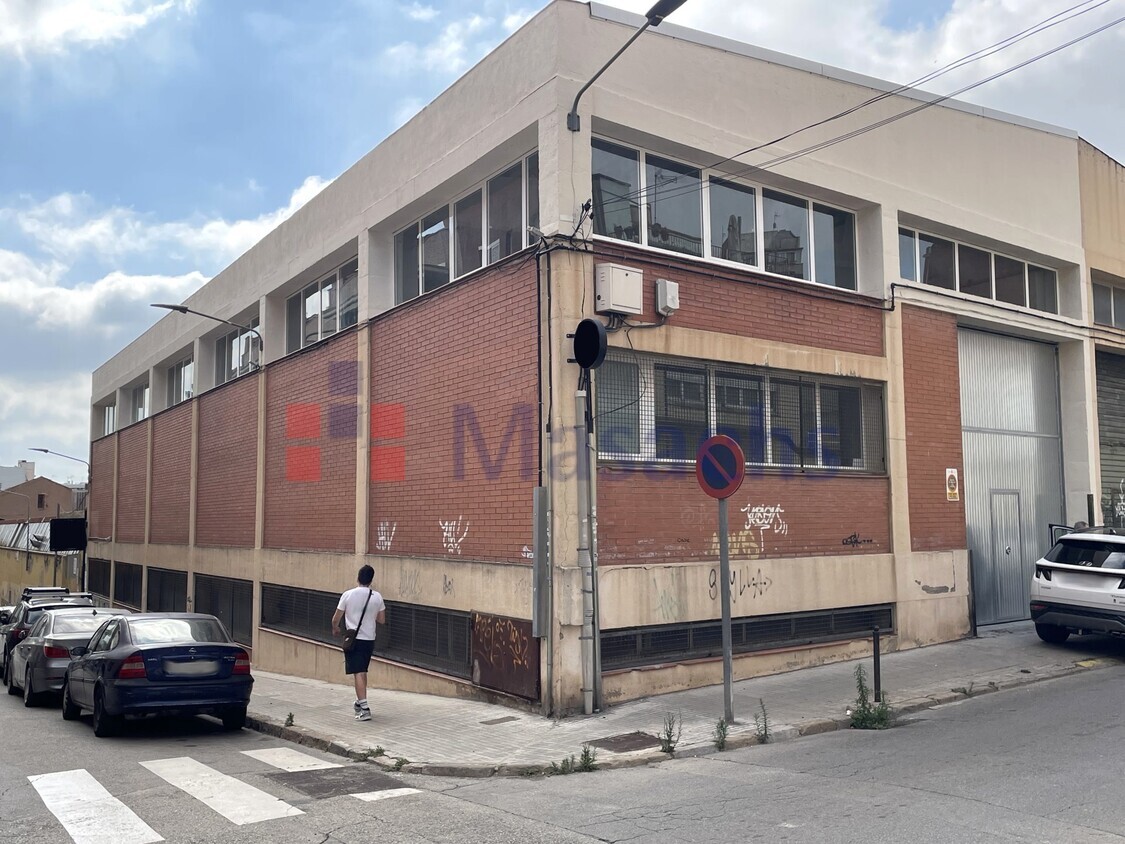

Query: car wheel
[22,667,39,707]
[1036,623,1070,644]
[61,680,80,721]
[221,707,247,731]
[5,660,19,696]
[92,688,120,737]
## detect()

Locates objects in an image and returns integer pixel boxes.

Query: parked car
[0,607,13,625]
[62,613,253,737]
[1030,526,1125,643]
[6,607,132,706]
[1,593,95,682]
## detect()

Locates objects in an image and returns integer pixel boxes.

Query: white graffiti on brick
[375,521,397,552]
[440,517,470,555]
[742,503,789,537]
[521,545,534,559]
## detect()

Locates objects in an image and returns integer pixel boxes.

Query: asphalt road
[4,665,1125,843]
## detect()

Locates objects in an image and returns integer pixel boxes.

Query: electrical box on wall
[655,278,679,316]
[595,263,643,315]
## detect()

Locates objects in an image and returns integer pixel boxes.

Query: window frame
[596,350,886,474]
[214,318,261,387]
[899,226,1059,315]
[130,384,149,423]
[284,258,360,355]
[590,136,859,291]
[393,151,539,305]
[166,356,194,408]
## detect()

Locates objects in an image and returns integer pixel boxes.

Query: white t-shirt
[337,586,385,641]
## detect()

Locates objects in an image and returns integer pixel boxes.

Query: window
[195,574,253,646]
[383,600,471,678]
[215,319,260,386]
[113,561,142,609]
[36,494,45,509]
[130,384,149,423]
[166,357,194,407]
[596,351,885,472]
[902,226,1059,314]
[285,259,360,354]
[394,152,538,305]
[88,558,111,599]
[102,405,116,436]
[147,567,187,612]
[590,139,858,289]
[1093,281,1125,329]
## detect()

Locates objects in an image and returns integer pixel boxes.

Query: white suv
[1030,527,1125,644]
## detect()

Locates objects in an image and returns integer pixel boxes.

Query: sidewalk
[245,622,1125,777]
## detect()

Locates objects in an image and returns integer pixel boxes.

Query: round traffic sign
[696,435,746,500]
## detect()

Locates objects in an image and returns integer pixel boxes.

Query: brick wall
[90,437,115,540]
[264,332,358,552]
[196,377,258,547]
[598,468,890,564]
[150,404,192,545]
[115,423,148,544]
[369,261,539,561]
[593,244,884,357]
[902,305,966,551]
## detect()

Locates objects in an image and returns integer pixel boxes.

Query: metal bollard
[872,626,882,703]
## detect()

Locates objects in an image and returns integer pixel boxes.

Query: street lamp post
[29,448,91,591]
[150,303,264,364]
[0,490,32,570]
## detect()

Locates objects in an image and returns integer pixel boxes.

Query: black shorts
[344,638,375,674]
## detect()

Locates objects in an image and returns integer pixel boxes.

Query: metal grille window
[197,574,253,646]
[260,583,335,646]
[383,600,471,678]
[601,604,893,670]
[88,558,111,599]
[113,561,142,609]
[597,351,886,473]
[146,568,187,613]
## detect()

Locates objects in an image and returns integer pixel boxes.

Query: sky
[1,0,1122,485]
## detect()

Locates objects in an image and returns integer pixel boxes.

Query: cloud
[0,371,93,481]
[0,0,195,59]
[3,175,333,268]
[383,14,492,75]
[403,3,439,23]
[502,10,534,33]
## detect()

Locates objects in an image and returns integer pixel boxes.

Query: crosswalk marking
[28,769,164,844]
[352,788,422,802]
[140,757,304,825]
[241,748,344,772]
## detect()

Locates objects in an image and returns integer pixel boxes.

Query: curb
[244,657,1118,779]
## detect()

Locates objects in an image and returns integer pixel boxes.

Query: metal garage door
[1096,351,1125,527]
[959,330,1063,625]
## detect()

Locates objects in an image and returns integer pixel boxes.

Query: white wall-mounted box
[595,263,643,315]
[655,278,680,316]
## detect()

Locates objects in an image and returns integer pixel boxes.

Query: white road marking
[352,788,422,802]
[140,757,303,825]
[28,769,164,844]
[241,748,343,772]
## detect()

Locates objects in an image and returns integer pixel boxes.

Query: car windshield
[129,618,230,645]
[1045,539,1125,569]
[53,615,115,635]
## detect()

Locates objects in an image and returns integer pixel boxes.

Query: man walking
[332,564,386,721]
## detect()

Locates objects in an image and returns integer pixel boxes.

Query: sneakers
[353,701,362,716]
[356,708,372,722]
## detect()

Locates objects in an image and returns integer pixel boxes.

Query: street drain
[264,766,404,799]
[587,731,662,753]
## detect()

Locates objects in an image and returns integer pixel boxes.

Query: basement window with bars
[146,567,187,613]
[196,574,253,646]
[596,351,885,472]
[113,561,142,610]
[88,558,111,600]
[601,604,894,670]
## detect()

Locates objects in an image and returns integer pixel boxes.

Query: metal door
[959,330,1063,625]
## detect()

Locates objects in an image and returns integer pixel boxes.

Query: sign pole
[718,496,734,724]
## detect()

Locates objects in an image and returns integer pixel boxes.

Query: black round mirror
[573,318,608,369]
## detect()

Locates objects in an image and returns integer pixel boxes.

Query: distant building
[0,461,34,491]
[0,477,77,524]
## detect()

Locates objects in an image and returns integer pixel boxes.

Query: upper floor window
[36,494,45,509]
[215,318,260,386]
[285,259,359,355]
[167,358,194,407]
[131,384,149,423]
[394,152,539,304]
[102,405,116,436]
[591,138,857,290]
[596,351,885,473]
[899,227,1058,314]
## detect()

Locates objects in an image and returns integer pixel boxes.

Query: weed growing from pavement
[550,755,577,775]
[392,757,409,771]
[849,664,891,730]
[284,712,294,727]
[753,698,771,743]
[659,712,682,754]
[713,718,729,751]
[952,682,976,697]
[372,746,385,757]
[550,745,598,775]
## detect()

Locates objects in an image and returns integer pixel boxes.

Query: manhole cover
[264,766,403,799]
[587,731,661,753]
[481,716,519,725]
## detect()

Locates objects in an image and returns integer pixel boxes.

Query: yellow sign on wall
[946,468,960,502]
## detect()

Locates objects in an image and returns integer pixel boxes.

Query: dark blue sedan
[62,613,253,737]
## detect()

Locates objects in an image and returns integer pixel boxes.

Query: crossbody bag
[341,589,373,653]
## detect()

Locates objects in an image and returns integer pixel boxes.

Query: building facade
[88,2,1121,714]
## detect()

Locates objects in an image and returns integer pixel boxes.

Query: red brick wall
[902,305,966,551]
[196,377,258,548]
[264,332,358,552]
[594,244,884,357]
[369,262,539,561]
[150,404,192,545]
[90,437,115,541]
[598,469,890,563]
[114,423,148,544]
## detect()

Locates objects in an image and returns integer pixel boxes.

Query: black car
[1,592,95,684]
[62,613,253,737]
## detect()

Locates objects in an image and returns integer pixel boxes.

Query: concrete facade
[86,2,1118,714]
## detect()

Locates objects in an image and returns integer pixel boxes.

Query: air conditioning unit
[595,263,643,315]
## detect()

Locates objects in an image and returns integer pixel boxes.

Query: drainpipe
[575,389,595,715]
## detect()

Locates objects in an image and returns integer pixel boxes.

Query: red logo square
[371,403,405,440]
[287,404,321,439]
[286,446,321,482]
[371,446,405,483]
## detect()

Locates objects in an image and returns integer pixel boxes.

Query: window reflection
[709,179,756,265]
[646,155,701,257]
[763,190,809,280]
[592,139,640,243]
